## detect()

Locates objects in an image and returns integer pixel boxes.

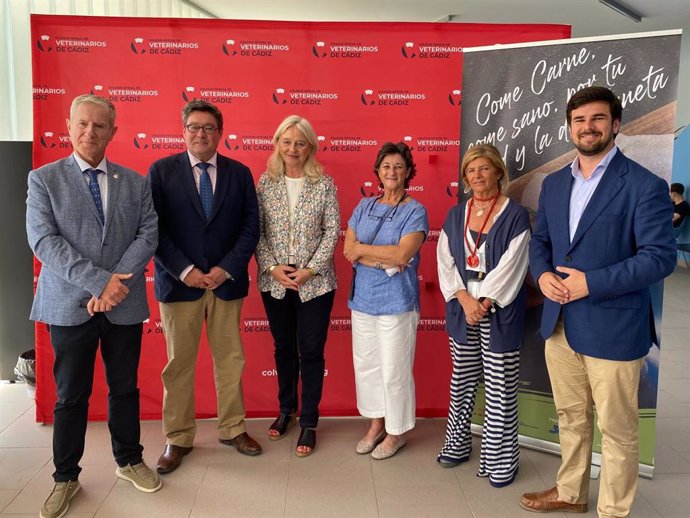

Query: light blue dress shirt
[568,145,618,242]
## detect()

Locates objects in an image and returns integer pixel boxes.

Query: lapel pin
[113,174,119,179]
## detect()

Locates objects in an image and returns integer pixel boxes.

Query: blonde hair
[266,115,323,182]
[460,143,510,193]
[70,94,116,127]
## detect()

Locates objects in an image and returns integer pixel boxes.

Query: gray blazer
[26,155,158,326]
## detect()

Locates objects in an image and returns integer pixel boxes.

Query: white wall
[0,0,211,141]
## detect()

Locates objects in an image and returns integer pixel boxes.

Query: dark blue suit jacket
[148,152,259,303]
[529,149,676,361]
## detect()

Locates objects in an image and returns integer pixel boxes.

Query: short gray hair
[69,94,116,126]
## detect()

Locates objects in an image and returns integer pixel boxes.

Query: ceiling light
[598,0,642,23]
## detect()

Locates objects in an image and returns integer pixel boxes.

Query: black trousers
[50,314,144,482]
[260,289,335,428]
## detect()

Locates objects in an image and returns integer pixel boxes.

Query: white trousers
[351,310,419,435]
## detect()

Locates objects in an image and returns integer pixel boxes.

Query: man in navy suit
[521,87,676,517]
[148,100,260,474]
[27,94,160,518]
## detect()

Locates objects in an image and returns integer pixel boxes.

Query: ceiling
[189,0,690,37]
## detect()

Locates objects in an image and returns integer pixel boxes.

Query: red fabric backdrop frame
[30,15,570,422]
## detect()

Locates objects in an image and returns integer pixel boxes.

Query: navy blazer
[148,152,259,303]
[529,149,676,361]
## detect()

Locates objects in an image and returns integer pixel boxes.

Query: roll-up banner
[461,30,682,476]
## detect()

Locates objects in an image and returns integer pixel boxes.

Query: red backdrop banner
[30,15,570,422]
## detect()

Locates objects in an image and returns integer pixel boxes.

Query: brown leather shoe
[156,444,193,474]
[219,432,262,456]
[520,486,587,513]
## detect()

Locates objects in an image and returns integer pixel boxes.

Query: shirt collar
[570,145,618,180]
[187,151,218,170]
[73,153,108,174]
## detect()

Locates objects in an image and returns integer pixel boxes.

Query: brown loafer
[219,432,262,456]
[520,486,588,513]
[156,444,193,474]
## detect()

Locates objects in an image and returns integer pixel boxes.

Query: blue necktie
[86,168,105,224]
[198,162,213,220]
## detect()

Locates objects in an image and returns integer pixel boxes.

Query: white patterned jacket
[255,172,340,302]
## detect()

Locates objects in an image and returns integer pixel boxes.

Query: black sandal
[296,427,316,458]
[267,413,295,441]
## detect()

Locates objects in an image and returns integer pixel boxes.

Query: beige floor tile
[1,515,94,518]
[0,447,51,489]
[652,442,690,474]
[0,383,34,403]
[0,402,33,433]
[634,474,689,517]
[196,456,288,513]
[377,481,472,518]
[190,507,283,518]
[0,410,52,448]
[0,489,19,513]
[286,479,377,518]
[94,485,192,518]
[519,448,563,487]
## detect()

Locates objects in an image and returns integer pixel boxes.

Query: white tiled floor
[1,269,688,517]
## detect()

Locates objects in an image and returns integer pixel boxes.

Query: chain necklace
[464,194,500,268]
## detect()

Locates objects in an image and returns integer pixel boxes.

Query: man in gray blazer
[26,94,160,518]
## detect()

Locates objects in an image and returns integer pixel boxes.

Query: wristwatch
[223,270,233,281]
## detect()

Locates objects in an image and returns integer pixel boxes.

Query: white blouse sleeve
[478,228,530,308]
[437,229,466,302]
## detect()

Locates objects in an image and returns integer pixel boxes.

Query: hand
[480,298,493,312]
[271,264,300,291]
[538,271,570,304]
[86,296,113,316]
[456,290,488,326]
[287,268,314,287]
[100,273,132,306]
[182,267,208,289]
[556,266,589,302]
[343,240,361,264]
[203,266,230,290]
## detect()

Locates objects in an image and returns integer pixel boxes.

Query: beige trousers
[545,319,644,518]
[160,291,246,446]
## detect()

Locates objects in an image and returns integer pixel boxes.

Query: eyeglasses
[367,195,404,221]
[185,124,218,135]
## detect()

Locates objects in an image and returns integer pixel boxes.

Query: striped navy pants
[438,318,520,486]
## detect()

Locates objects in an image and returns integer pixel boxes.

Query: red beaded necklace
[464,193,500,268]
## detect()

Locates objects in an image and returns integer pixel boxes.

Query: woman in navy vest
[436,143,530,487]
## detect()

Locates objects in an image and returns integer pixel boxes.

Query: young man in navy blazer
[522,87,676,516]
[148,100,261,474]
[27,94,160,518]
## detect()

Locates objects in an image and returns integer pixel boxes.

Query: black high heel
[267,412,296,441]
[295,427,316,458]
